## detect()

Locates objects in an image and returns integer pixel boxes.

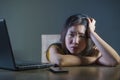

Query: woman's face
[65,25,87,55]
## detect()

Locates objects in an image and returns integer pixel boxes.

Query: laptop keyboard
[16,63,55,70]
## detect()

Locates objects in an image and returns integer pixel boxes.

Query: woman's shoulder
[84,45,100,56]
[48,42,62,49]
[92,46,100,53]
[47,42,64,54]
[89,46,101,57]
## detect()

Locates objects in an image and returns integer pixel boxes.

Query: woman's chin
[70,51,81,55]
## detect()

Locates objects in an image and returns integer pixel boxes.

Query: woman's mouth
[71,46,78,50]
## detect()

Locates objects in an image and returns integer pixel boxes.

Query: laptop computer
[0,18,54,70]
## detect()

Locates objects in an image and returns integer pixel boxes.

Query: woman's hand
[87,18,96,32]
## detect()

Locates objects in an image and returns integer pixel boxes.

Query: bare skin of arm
[47,18,120,67]
[48,45,101,66]
[88,18,120,66]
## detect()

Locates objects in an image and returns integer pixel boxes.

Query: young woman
[46,14,120,67]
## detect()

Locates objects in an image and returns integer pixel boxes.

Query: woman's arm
[47,45,101,66]
[88,18,120,66]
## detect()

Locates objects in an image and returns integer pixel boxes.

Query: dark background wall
[0,0,120,64]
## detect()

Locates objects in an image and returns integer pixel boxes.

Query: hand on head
[87,18,96,32]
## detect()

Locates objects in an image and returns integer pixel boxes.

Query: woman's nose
[72,36,79,44]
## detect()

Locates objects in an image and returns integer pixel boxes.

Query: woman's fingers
[87,18,96,26]
[91,18,96,25]
[87,17,96,32]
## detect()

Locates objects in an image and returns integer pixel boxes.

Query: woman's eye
[79,35,86,38]
[69,34,74,37]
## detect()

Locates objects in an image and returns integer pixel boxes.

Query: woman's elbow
[112,58,120,66]
[106,60,120,67]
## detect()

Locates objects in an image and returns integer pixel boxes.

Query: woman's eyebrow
[77,33,86,37]
[69,31,85,35]
[69,31,75,34]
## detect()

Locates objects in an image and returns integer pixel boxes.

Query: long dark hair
[60,14,94,55]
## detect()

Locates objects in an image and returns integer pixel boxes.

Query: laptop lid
[0,18,16,70]
[0,19,55,70]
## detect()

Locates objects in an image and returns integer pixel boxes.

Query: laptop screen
[0,19,16,69]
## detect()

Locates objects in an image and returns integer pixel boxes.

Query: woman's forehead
[67,25,86,34]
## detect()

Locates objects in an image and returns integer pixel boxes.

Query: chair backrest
[41,34,60,63]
